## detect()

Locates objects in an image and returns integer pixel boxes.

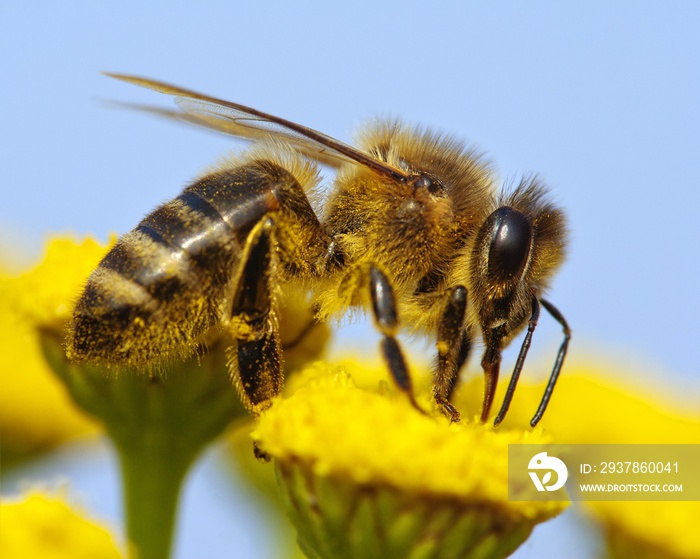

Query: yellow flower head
[11,235,264,559]
[0,236,111,462]
[462,360,700,559]
[5,236,114,325]
[0,492,123,559]
[253,361,567,559]
[548,369,699,559]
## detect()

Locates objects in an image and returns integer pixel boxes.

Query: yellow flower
[553,371,698,559]
[456,364,698,445]
[3,233,330,559]
[592,501,699,559]
[253,361,567,559]
[0,236,110,463]
[455,362,699,559]
[21,235,248,559]
[0,491,124,559]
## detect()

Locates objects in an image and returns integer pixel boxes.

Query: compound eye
[487,207,533,282]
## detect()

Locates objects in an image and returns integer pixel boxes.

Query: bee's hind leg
[368,266,425,414]
[226,218,282,422]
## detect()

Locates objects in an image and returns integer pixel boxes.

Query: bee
[70,74,570,428]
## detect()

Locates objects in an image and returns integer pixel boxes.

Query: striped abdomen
[70,163,281,367]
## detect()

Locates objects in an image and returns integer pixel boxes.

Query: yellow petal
[0,492,123,559]
[0,236,111,461]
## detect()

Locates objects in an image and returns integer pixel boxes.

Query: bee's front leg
[493,296,540,426]
[529,298,570,427]
[479,326,505,424]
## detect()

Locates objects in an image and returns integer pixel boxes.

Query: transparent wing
[104,99,348,169]
[174,97,353,169]
[104,73,410,180]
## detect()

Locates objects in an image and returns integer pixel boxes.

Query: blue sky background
[2,3,699,558]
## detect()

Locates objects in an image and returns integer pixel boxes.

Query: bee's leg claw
[436,397,461,422]
[408,394,430,416]
[253,441,271,463]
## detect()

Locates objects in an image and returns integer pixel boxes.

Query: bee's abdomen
[70,165,282,367]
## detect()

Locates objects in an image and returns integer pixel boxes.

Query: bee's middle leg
[227,217,282,418]
[434,286,470,422]
[367,266,424,413]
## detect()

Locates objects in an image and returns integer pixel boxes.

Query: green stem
[114,432,195,559]
[39,330,246,559]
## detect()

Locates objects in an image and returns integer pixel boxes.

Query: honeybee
[70,74,570,428]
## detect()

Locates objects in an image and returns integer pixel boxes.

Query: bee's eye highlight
[487,207,533,282]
